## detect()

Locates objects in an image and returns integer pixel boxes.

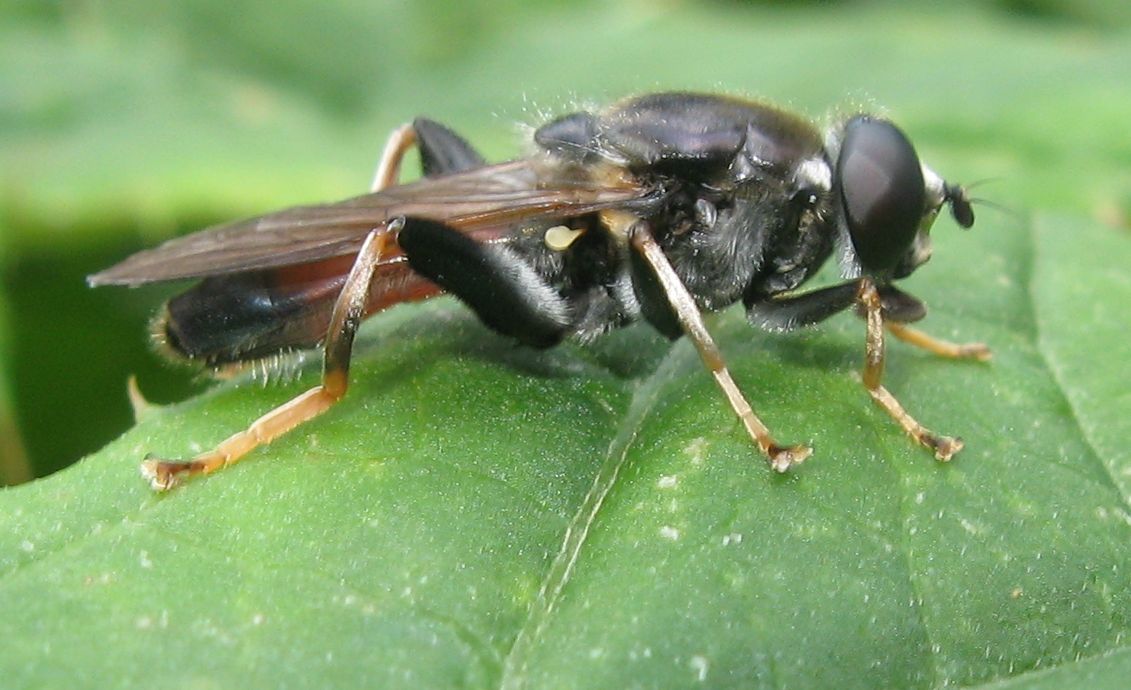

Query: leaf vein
[496,341,691,689]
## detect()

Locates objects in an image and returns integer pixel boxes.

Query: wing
[88,159,650,287]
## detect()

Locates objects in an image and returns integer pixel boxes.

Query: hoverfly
[90,92,988,491]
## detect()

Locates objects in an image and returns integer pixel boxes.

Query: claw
[767,444,813,472]
[923,434,964,462]
[958,343,992,362]
[139,456,199,492]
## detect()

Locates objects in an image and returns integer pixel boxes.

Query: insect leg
[370,124,418,191]
[140,226,394,491]
[628,223,811,472]
[744,282,859,331]
[397,218,572,348]
[370,118,487,191]
[857,278,964,461]
[412,118,486,177]
[885,322,991,361]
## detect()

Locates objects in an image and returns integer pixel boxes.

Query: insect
[90,92,988,491]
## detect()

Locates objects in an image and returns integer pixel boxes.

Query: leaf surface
[2,2,1130,688]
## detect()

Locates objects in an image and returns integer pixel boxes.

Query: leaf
[2,208,1130,688]
[1030,215,1131,493]
[3,2,1131,689]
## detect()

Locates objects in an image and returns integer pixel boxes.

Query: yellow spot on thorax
[544,225,584,251]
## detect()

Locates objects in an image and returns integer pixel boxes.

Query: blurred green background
[1,0,1129,484]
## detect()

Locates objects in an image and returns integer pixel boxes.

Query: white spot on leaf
[690,655,709,681]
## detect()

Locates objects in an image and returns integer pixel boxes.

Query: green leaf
[2,210,1129,687]
[3,2,1131,688]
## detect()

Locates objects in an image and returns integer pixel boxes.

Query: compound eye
[838,117,926,274]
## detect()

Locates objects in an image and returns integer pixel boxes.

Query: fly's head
[831,116,975,281]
